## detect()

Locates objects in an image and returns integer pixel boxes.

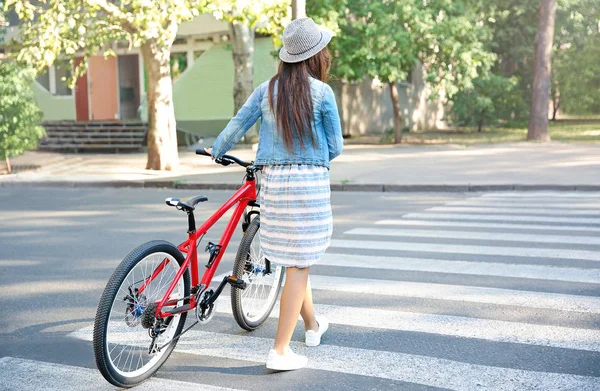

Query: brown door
[88,55,119,120]
[74,57,89,121]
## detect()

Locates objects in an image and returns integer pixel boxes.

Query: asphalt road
[0,187,599,390]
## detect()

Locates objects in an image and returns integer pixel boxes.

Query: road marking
[0,356,244,391]
[344,227,600,245]
[480,193,600,199]
[445,200,600,209]
[330,238,600,262]
[209,299,600,352]
[318,253,600,284]
[375,219,600,232]
[307,274,600,313]
[402,212,600,225]
[70,328,600,391]
[429,206,600,215]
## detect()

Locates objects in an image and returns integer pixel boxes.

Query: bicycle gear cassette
[141,302,158,329]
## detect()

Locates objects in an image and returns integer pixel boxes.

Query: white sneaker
[266,348,308,371]
[305,315,329,347]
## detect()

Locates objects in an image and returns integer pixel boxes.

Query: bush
[0,61,45,172]
[449,74,527,132]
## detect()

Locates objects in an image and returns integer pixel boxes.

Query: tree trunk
[5,156,11,174]
[478,120,483,133]
[389,82,403,144]
[551,79,560,121]
[141,40,179,171]
[229,21,256,142]
[527,0,556,142]
[292,0,306,19]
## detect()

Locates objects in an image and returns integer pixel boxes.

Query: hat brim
[279,29,332,64]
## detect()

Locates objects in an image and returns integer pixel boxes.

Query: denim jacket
[211,77,343,169]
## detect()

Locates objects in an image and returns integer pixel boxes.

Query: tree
[4,0,206,171]
[0,61,45,174]
[552,0,599,117]
[205,1,288,142]
[528,0,557,141]
[292,0,305,19]
[450,75,524,132]
[555,34,600,115]
[311,0,495,143]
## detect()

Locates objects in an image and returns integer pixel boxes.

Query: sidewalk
[1,143,599,191]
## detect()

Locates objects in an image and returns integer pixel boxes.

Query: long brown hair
[268,47,332,152]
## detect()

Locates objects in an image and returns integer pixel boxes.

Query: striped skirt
[259,164,333,268]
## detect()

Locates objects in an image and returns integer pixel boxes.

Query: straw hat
[279,18,332,63]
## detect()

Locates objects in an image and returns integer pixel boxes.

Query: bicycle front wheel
[231,215,285,330]
[93,240,190,387]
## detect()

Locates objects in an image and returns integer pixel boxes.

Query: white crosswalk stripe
[443,200,600,208]
[330,238,600,261]
[375,219,600,232]
[344,227,600,245]
[307,274,600,313]
[0,356,243,391]
[319,253,600,283]
[480,193,600,199]
[70,328,600,391]
[429,206,600,215]
[56,192,600,389]
[210,299,600,352]
[403,212,600,224]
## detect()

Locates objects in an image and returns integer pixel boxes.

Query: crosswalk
[10,191,600,390]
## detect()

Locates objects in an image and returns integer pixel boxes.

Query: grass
[345,120,600,145]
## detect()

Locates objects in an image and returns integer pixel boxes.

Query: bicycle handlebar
[196,149,252,168]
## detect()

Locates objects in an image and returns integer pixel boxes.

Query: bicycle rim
[239,227,283,323]
[105,252,184,378]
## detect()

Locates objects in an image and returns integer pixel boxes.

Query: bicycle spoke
[103,251,185,378]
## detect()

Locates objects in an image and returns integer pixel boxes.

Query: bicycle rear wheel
[93,240,190,387]
[231,215,285,330]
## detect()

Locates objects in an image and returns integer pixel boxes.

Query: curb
[2,180,600,192]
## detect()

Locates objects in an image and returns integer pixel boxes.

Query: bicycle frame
[139,176,257,319]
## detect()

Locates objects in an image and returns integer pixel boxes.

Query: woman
[207,17,343,371]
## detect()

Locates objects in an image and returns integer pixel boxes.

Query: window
[35,63,72,96]
[170,52,188,82]
[36,71,51,91]
[194,50,205,60]
[54,63,72,96]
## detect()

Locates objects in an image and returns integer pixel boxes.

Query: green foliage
[204,0,290,46]
[310,0,495,98]
[0,61,45,159]
[449,75,525,130]
[555,34,600,114]
[4,0,206,83]
[553,0,600,115]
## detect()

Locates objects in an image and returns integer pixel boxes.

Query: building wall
[173,37,277,136]
[32,83,76,121]
[334,64,446,136]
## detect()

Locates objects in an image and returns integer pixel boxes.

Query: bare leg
[300,277,318,332]
[273,267,309,355]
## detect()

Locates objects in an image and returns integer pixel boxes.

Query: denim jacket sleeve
[321,84,343,161]
[211,85,263,159]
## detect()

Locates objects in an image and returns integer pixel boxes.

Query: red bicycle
[93,150,285,387]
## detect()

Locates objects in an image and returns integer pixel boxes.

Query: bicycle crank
[196,289,216,324]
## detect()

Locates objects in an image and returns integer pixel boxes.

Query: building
[1,13,444,142]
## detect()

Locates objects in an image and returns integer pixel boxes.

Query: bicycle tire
[231,215,285,330]
[93,240,190,387]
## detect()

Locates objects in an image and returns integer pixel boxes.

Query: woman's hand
[204,147,214,160]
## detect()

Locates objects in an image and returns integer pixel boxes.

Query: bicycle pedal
[227,276,247,290]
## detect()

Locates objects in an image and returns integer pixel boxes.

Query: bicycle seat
[165,195,208,212]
